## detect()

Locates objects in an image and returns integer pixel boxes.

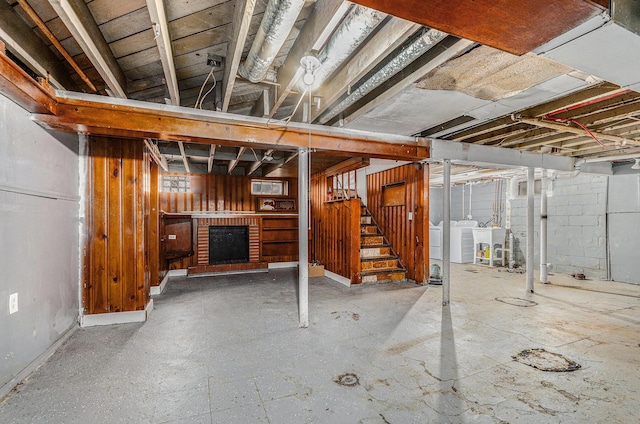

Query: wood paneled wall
[146,162,161,286]
[367,164,430,282]
[84,137,150,314]
[310,173,361,284]
[160,173,297,213]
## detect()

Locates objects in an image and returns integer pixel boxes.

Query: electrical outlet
[207,53,223,68]
[9,293,18,314]
[168,234,176,240]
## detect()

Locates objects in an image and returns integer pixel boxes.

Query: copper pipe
[16,0,97,93]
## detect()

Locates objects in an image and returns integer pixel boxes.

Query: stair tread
[360,255,397,262]
[360,243,390,248]
[361,267,406,275]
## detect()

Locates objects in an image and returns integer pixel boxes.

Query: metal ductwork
[238,0,305,83]
[296,5,386,93]
[316,29,447,124]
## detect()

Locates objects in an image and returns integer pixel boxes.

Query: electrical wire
[542,115,607,148]
[194,65,216,109]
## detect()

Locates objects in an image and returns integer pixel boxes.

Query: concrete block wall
[430,181,506,226]
[509,174,607,279]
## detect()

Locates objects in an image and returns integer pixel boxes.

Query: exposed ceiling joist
[208,145,217,173]
[246,148,274,175]
[15,0,95,93]
[0,1,76,91]
[48,0,127,98]
[262,151,298,176]
[177,141,190,173]
[228,147,246,174]
[515,116,640,148]
[270,0,350,117]
[146,0,179,105]
[311,17,419,121]
[340,37,475,126]
[221,0,257,112]
[144,139,169,171]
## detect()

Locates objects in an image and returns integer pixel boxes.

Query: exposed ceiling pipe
[238,0,305,83]
[513,115,640,147]
[316,28,447,125]
[296,5,386,93]
[575,153,640,165]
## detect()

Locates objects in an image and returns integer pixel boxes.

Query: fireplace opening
[208,226,249,265]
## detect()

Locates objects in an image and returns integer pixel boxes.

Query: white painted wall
[0,94,80,397]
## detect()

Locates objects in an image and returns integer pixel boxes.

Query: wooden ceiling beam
[33,94,428,161]
[207,144,217,173]
[270,0,350,118]
[0,1,76,91]
[0,44,57,114]
[48,0,127,98]
[348,0,605,55]
[227,146,246,174]
[221,0,257,112]
[177,140,190,173]
[146,0,180,105]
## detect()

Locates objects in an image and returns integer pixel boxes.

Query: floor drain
[335,373,359,386]
[513,348,581,372]
[495,297,538,307]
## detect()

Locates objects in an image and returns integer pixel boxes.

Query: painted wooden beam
[177,141,190,173]
[221,0,257,112]
[48,0,127,98]
[146,0,179,105]
[207,144,217,174]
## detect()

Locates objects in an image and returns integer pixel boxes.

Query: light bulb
[303,71,315,86]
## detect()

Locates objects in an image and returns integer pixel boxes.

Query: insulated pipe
[296,5,386,93]
[526,167,535,293]
[316,28,446,124]
[540,169,549,284]
[238,0,305,83]
[298,147,309,328]
[443,159,451,306]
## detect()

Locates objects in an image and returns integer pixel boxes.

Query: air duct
[316,29,447,124]
[238,0,305,83]
[295,5,386,93]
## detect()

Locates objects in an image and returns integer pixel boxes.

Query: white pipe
[576,153,640,166]
[239,0,305,83]
[526,167,535,293]
[540,169,548,283]
[443,159,451,306]
[508,231,515,269]
[298,147,309,328]
[467,183,473,219]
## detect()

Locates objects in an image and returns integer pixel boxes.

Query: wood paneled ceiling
[2,0,640,177]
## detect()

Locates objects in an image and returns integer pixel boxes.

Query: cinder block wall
[509,174,607,279]
[430,181,506,226]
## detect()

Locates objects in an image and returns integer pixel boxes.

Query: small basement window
[518,179,541,197]
[162,175,191,193]
[251,179,288,196]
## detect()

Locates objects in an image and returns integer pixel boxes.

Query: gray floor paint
[1,265,639,423]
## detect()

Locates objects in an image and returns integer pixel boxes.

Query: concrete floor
[1,265,640,423]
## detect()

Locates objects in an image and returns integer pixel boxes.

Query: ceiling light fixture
[632,158,640,170]
[300,53,320,87]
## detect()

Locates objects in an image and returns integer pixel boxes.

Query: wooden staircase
[359,204,407,283]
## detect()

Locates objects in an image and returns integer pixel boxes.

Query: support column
[526,167,535,293]
[540,169,548,284]
[443,159,451,306]
[298,147,309,328]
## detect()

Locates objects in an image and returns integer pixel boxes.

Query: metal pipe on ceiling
[296,4,386,93]
[238,0,305,83]
[316,28,447,124]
